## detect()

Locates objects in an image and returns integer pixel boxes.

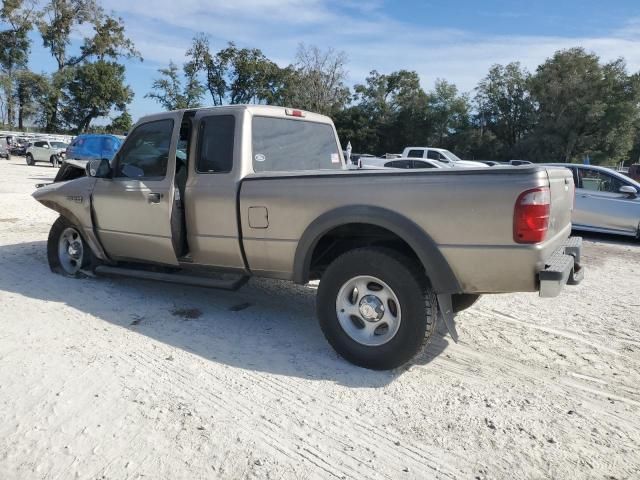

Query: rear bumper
[539,236,583,298]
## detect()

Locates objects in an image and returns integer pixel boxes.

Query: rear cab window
[407,149,424,159]
[252,117,342,172]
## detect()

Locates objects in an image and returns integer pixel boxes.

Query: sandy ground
[0,156,639,480]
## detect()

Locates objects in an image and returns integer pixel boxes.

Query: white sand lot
[0,156,639,479]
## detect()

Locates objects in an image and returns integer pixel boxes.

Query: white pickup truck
[402,147,488,168]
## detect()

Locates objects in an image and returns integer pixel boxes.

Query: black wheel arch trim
[292,205,461,294]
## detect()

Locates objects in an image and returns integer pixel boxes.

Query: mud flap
[436,293,459,343]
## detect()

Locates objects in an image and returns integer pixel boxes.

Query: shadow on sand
[0,240,450,387]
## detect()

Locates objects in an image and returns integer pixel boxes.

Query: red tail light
[514,187,550,244]
[285,108,305,118]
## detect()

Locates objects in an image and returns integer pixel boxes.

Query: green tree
[38,0,139,131]
[350,70,429,154]
[60,60,133,133]
[107,109,132,134]
[426,79,471,147]
[15,70,49,129]
[529,48,640,163]
[187,36,288,106]
[475,62,534,157]
[146,61,204,110]
[0,0,38,127]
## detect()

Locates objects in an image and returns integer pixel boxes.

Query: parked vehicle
[628,164,640,182]
[9,138,29,156]
[0,141,9,159]
[34,105,583,370]
[509,160,533,166]
[26,139,68,167]
[546,164,640,237]
[360,156,451,169]
[65,134,123,163]
[401,147,489,168]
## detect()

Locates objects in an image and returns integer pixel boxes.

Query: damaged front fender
[32,177,110,262]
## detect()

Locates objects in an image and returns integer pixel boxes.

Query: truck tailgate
[546,167,575,240]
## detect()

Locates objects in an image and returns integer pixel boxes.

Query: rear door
[573,167,640,235]
[91,116,181,265]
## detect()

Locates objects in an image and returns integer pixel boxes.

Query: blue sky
[24,0,640,123]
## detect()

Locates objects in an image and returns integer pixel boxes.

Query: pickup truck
[402,146,488,168]
[33,105,583,370]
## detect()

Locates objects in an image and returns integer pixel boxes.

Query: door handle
[148,193,162,203]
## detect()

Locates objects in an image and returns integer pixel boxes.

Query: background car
[26,139,68,167]
[360,156,451,169]
[65,134,123,163]
[546,163,640,237]
[0,141,9,159]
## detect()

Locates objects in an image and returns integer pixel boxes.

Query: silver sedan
[547,164,640,237]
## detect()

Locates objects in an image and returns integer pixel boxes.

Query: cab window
[252,117,341,172]
[406,149,423,158]
[426,150,440,160]
[115,119,174,179]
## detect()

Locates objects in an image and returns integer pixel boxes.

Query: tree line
[3,1,640,165]
[145,37,640,165]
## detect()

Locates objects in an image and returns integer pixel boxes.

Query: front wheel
[47,217,93,277]
[50,155,60,167]
[317,248,437,370]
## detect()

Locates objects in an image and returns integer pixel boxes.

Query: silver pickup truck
[33,105,583,370]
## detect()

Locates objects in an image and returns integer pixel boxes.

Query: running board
[94,265,249,291]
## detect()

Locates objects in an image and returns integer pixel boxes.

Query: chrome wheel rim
[58,227,84,275]
[335,275,402,346]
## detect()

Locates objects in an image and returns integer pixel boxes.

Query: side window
[579,169,625,193]
[407,149,424,158]
[385,160,411,168]
[197,115,235,173]
[115,119,174,179]
[413,160,436,168]
[426,150,440,160]
[34,141,45,148]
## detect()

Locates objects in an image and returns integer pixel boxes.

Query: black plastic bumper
[539,236,584,298]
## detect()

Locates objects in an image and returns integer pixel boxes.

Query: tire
[51,155,60,167]
[317,248,437,370]
[26,153,34,166]
[452,294,481,313]
[47,217,94,277]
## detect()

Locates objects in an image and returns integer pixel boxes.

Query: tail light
[285,108,305,118]
[514,187,550,244]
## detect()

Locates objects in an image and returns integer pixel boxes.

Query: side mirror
[87,158,112,178]
[43,144,50,149]
[619,185,638,198]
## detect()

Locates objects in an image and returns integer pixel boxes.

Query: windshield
[51,142,68,149]
[442,150,463,162]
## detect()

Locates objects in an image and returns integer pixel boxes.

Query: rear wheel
[317,248,437,370]
[26,153,34,166]
[47,217,94,277]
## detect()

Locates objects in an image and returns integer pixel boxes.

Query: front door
[32,141,49,161]
[573,167,640,235]
[92,117,181,265]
